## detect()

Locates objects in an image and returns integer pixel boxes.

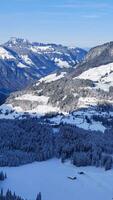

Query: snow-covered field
[78,62,113,91]
[0,101,109,132]
[0,159,113,200]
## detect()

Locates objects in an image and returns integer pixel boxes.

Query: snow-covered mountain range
[1,41,113,133]
[0,37,86,94]
[1,41,113,200]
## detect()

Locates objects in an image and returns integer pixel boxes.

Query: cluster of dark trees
[0,173,42,200]
[0,189,42,200]
[0,172,7,181]
[0,91,8,106]
[55,124,113,170]
[0,118,113,170]
[0,118,54,166]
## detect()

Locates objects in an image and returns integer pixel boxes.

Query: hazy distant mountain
[0,37,87,94]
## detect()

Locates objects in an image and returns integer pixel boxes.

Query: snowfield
[37,72,66,84]
[0,102,61,119]
[0,47,15,60]
[54,58,70,68]
[15,94,49,103]
[0,97,109,132]
[78,62,113,91]
[0,159,113,200]
[0,103,106,132]
[30,45,54,53]
[49,109,106,132]
[17,62,28,68]
[21,55,34,66]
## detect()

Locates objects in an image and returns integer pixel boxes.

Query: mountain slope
[0,38,87,93]
[71,41,113,77]
[1,41,113,132]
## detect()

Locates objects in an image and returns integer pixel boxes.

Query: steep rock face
[0,38,87,93]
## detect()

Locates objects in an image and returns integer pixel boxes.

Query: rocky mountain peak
[4,37,31,48]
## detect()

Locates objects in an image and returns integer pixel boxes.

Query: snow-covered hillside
[78,62,113,91]
[1,41,113,133]
[0,67,113,133]
[1,159,113,200]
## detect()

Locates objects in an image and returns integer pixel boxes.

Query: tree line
[0,189,42,200]
[0,118,113,170]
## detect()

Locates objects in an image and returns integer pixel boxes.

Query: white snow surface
[17,62,28,68]
[21,55,34,66]
[15,94,60,114]
[28,105,60,114]
[35,45,54,51]
[77,97,97,108]
[30,45,54,53]
[0,94,109,132]
[15,94,49,103]
[0,102,106,132]
[0,47,14,60]
[0,104,23,120]
[0,93,61,119]
[49,109,106,133]
[37,72,66,84]
[78,62,113,91]
[1,159,113,200]
[54,58,70,68]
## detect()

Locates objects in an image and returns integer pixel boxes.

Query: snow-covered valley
[1,159,113,200]
[1,0,113,199]
[1,39,113,200]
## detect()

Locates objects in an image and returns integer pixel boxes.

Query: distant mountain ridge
[0,37,87,93]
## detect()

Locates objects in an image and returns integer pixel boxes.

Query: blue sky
[0,0,113,47]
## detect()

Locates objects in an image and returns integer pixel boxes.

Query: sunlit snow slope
[0,159,113,200]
